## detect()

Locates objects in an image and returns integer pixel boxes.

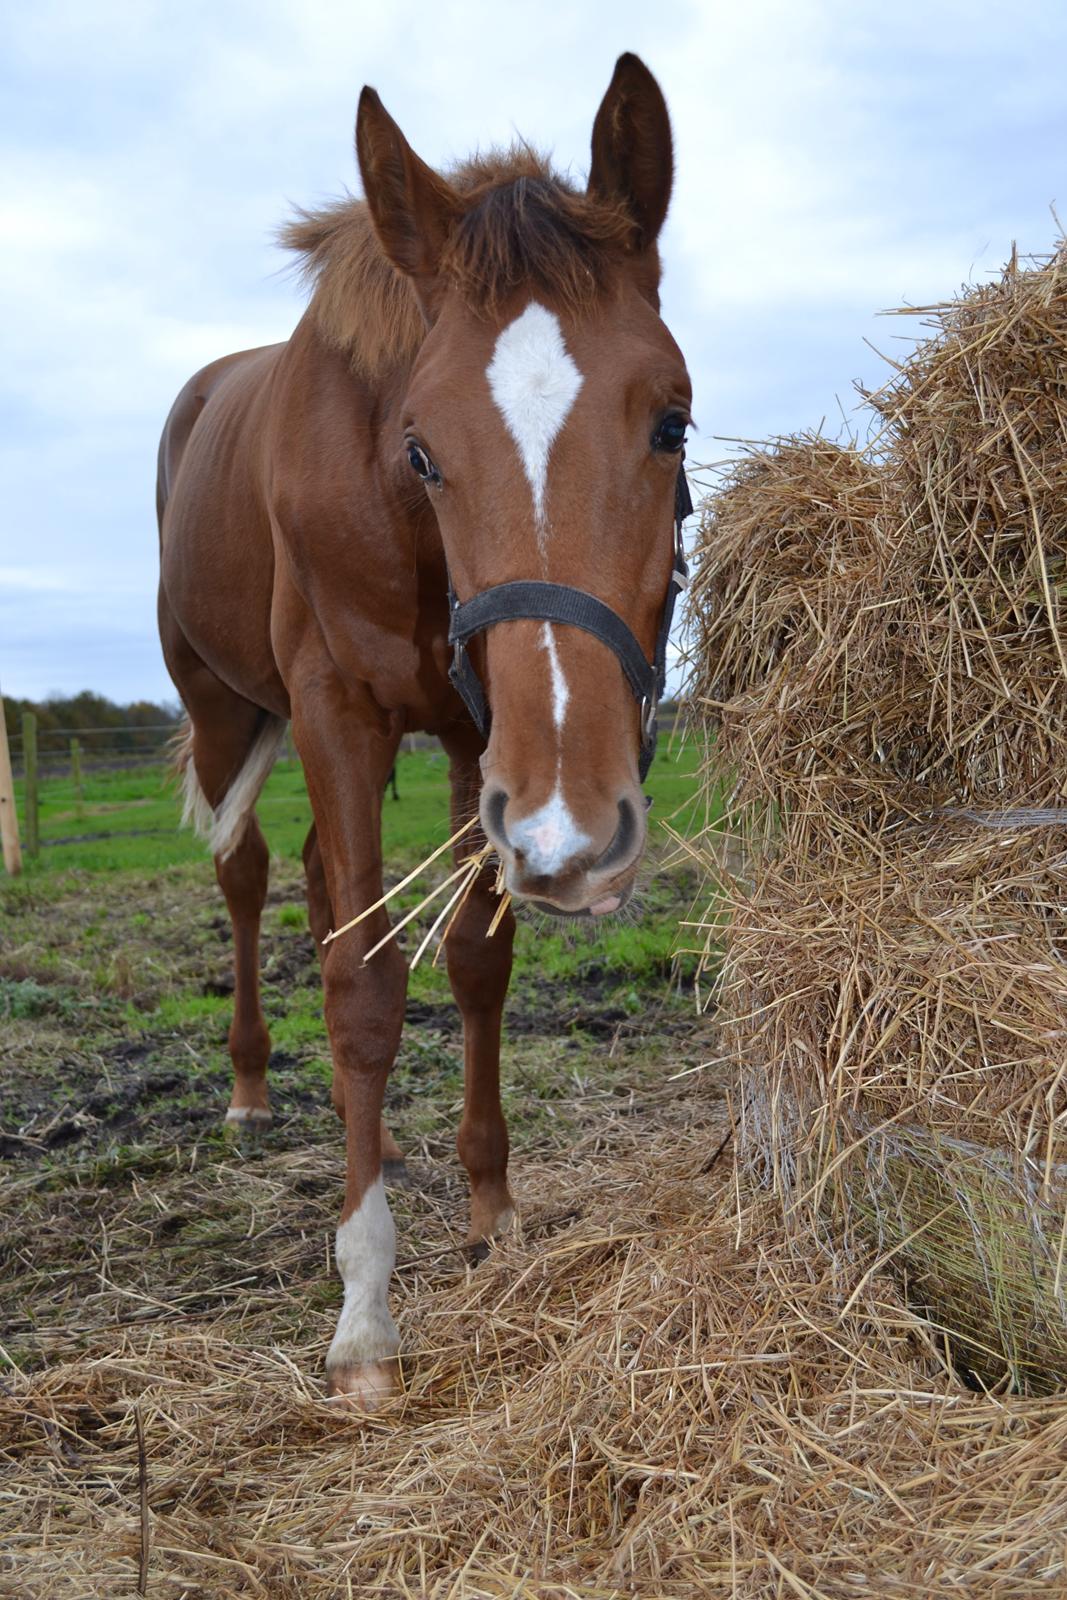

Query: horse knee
[445,899,514,1013]
[323,940,407,1070]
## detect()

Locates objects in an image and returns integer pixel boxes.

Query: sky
[2,0,1066,704]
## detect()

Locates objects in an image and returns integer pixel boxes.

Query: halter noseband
[447,460,693,781]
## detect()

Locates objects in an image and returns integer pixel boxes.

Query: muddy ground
[1,857,720,1381]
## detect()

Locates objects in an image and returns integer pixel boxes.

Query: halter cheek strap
[447,460,692,782]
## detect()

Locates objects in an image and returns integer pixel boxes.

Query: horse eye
[652,413,688,453]
[406,440,440,485]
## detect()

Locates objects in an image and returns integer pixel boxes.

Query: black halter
[447,460,693,781]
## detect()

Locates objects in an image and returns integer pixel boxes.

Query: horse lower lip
[529,897,590,919]
[525,889,628,919]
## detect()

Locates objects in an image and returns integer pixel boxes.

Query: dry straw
[687,242,1067,1389]
[689,248,1067,844]
[6,1081,1067,1596]
[720,820,1067,1387]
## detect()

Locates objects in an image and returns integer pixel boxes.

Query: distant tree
[3,692,183,753]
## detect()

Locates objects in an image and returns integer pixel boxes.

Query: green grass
[4,739,723,1068]
[1,735,722,1348]
[13,742,709,869]
[13,748,478,876]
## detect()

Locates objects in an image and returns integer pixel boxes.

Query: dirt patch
[42,826,173,847]
[1,863,708,1170]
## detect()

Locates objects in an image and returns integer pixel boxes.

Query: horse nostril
[482,788,510,851]
[595,798,640,874]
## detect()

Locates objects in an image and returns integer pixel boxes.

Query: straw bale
[718,819,1067,1387]
[687,437,919,842]
[688,247,1067,838]
[687,242,1067,1391]
[846,1125,1067,1392]
[875,245,1067,807]
[725,821,1067,1152]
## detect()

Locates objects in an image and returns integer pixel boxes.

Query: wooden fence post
[71,737,84,818]
[0,693,22,875]
[22,710,39,858]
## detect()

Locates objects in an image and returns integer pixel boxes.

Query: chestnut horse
[157,53,692,1406]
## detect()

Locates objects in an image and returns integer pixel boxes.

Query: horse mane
[279,147,638,378]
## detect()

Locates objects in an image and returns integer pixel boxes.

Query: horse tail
[172,713,287,860]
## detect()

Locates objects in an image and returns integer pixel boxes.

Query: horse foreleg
[321,937,406,1408]
[303,821,407,1178]
[441,738,517,1252]
[293,695,406,1409]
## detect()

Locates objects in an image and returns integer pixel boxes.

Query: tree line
[4,691,183,753]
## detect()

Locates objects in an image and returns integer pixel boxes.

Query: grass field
[1,737,718,1197]
[12,738,709,867]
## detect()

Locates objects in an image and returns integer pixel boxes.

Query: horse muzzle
[481,786,645,916]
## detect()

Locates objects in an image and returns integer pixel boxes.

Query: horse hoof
[382,1157,411,1188]
[223,1106,273,1139]
[466,1204,516,1262]
[325,1358,399,1411]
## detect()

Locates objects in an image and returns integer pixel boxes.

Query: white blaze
[326,1176,399,1372]
[486,302,583,532]
[488,303,588,880]
[541,623,570,731]
[509,784,591,877]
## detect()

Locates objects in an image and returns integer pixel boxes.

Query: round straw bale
[688,248,1067,836]
[687,437,923,844]
[687,245,1067,1388]
[845,1125,1067,1392]
[875,246,1067,808]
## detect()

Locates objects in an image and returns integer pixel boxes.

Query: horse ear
[588,54,673,249]
[355,87,460,281]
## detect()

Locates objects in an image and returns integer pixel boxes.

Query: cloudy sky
[2,0,1065,703]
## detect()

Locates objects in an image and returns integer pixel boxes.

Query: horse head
[357,55,692,917]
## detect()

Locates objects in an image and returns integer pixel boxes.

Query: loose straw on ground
[6,1073,1067,1597]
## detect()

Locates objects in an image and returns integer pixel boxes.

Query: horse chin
[526,880,636,921]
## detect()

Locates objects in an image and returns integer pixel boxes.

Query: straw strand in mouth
[361,854,485,965]
[407,855,487,971]
[486,889,513,939]
[429,850,490,968]
[323,817,508,970]
[322,814,479,946]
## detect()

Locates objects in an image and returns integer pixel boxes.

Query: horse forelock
[441,150,639,315]
[279,147,641,378]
